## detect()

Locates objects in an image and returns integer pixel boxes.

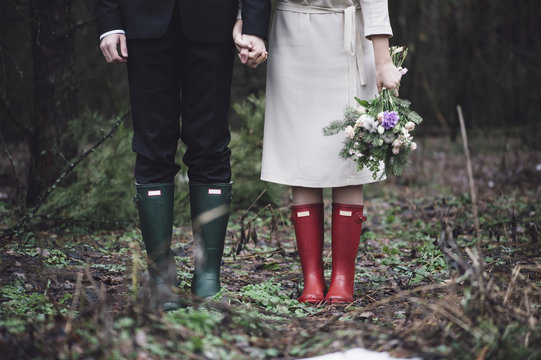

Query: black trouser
[126,8,235,184]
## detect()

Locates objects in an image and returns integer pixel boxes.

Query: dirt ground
[1,133,540,359]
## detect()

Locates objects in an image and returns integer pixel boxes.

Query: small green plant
[239,279,317,317]
[43,249,69,266]
[0,279,58,320]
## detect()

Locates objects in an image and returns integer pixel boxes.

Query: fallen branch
[2,109,129,238]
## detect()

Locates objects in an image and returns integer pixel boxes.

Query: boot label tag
[208,189,222,195]
[147,190,161,197]
[339,210,352,216]
[297,211,310,217]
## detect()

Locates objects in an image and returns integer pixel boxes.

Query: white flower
[377,125,385,134]
[410,142,417,150]
[353,142,360,149]
[355,151,363,158]
[401,128,412,141]
[392,147,400,155]
[392,139,403,148]
[356,105,367,114]
[361,115,378,133]
[383,133,395,144]
[354,117,363,130]
[377,139,384,146]
[349,149,355,155]
[359,114,372,123]
[377,112,384,123]
[344,126,355,139]
[405,121,415,131]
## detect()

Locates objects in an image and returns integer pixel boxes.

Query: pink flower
[410,142,417,150]
[399,67,408,76]
[392,147,400,155]
[405,121,415,131]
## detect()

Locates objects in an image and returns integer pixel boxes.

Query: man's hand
[233,19,267,68]
[100,34,128,63]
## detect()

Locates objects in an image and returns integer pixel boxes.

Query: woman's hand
[370,35,401,95]
[376,60,402,96]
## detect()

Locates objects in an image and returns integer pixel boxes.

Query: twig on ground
[64,272,83,335]
[233,190,288,255]
[457,105,481,241]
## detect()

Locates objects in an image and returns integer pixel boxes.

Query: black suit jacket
[95,0,271,42]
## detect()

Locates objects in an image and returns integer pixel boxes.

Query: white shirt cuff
[99,29,126,41]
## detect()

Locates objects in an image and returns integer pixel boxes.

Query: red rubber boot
[291,203,325,304]
[325,203,366,304]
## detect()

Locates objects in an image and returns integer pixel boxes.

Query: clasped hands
[233,19,267,68]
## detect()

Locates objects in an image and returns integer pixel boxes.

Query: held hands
[100,34,128,63]
[233,19,267,68]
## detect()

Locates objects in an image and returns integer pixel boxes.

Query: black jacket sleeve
[242,0,272,40]
[95,0,124,35]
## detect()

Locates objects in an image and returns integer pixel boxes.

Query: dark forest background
[0,3,540,359]
[1,0,540,226]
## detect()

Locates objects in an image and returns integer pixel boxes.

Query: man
[96,0,271,310]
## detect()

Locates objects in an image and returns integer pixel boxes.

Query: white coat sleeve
[359,0,393,39]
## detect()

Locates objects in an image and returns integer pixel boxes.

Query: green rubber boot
[135,183,180,311]
[190,182,232,298]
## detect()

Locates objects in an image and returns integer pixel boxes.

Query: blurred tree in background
[389,0,541,138]
[1,0,540,228]
[26,0,79,205]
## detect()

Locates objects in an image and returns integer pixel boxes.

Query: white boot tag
[147,190,161,197]
[297,211,310,217]
[339,210,352,216]
[208,189,222,195]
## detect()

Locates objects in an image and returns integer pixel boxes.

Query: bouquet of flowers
[323,46,423,180]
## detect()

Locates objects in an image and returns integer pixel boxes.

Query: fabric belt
[276,2,367,106]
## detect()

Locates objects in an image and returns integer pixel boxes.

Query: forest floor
[0,130,540,359]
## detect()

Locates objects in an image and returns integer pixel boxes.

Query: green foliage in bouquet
[323,46,423,179]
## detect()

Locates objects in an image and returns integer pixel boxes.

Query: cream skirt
[261,1,385,187]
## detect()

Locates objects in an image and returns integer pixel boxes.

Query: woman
[236,0,401,304]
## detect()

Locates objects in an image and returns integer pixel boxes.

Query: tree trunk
[27,0,77,205]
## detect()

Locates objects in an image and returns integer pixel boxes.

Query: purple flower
[382,111,399,130]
